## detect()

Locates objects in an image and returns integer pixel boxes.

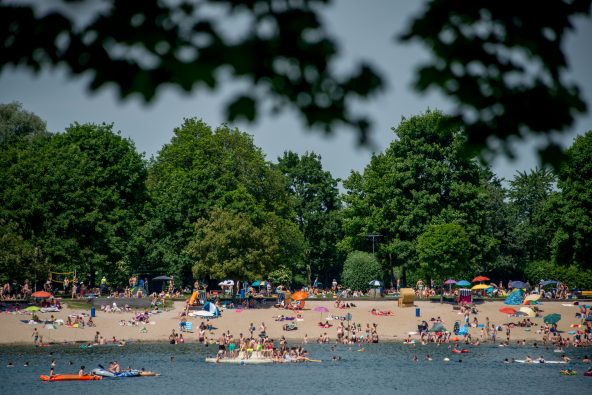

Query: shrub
[341,251,382,292]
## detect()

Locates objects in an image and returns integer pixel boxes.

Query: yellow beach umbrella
[519,307,536,317]
[524,294,541,302]
[471,284,490,290]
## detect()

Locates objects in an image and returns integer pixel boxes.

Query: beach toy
[92,368,141,378]
[560,370,577,376]
[40,374,102,381]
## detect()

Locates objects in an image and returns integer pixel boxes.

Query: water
[0,343,590,394]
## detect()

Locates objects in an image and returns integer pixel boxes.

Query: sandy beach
[0,299,583,345]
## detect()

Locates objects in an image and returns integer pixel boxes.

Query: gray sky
[1,1,591,184]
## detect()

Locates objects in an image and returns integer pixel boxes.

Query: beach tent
[429,323,447,332]
[504,289,523,305]
[190,301,220,318]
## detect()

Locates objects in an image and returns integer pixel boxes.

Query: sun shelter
[398,288,415,307]
[189,301,220,318]
[504,288,523,305]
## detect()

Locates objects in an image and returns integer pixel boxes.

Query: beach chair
[182,321,193,332]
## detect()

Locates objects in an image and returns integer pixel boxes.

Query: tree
[2,2,588,163]
[507,168,557,263]
[0,220,48,284]
[187,207,277,280]
[0,101,47,143]
[401,0,591,164]
[552,131,592,269]
[276,151,342,286]
[417,223,470,282]
[341,111,494,283]
[0,122,148,285]
[340,251,382,292]
[143,119,303,282]
[0,0,381,142]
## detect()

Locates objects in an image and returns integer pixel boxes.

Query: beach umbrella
[291,291,308,301]
[523,294,541,304]
[455,280,471,287]
[544,313,561,324]
[513,311,528,317]
[540,280,558,287]
[368,280,383,287]
[152,275,172,281]
[519,307,536,317]
[314,306,329,320]
[444,279,456,285]
[260,281,269,287]
[471,284,490,290]
[31,291,52,298]
[509,281,527,289]
[218,280,234,286]
[472,276,490,283]
[251,281,260,287]
[499,307,516,315]
[25,306,41,312]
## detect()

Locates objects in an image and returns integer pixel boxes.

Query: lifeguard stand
[458,288,472,304]
[398,288,415,307]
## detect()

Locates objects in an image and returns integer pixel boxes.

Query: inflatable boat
[91,368,140,377]
[205,357,273,364]
[40,374,102,381]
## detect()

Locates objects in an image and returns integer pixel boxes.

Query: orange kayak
[40,374,102,381]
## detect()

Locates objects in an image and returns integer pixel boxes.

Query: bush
[524,261,592,290]
[341,251,382,292]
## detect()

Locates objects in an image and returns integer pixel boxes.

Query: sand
[0,298,583,345]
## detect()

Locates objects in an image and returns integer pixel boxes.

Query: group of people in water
[210,327,317,363]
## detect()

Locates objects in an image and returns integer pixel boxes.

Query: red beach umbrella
[472,276,490,282]
[31,291,52,298]
[499,307,516,315]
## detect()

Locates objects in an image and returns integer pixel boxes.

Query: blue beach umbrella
[456,280,471,287]
[509,281,527,289]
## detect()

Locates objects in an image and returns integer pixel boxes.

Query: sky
[1,1,591,185]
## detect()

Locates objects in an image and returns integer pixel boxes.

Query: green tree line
[1,103,591,289]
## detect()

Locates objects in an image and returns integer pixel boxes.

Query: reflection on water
[0,342,590,394]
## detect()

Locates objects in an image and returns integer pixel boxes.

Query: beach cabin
[457,288,472,304]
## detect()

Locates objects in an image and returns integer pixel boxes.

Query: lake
[1,342,590,394]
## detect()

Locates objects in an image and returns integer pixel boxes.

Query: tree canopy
[0,122,148,284]
[2,1,589,162]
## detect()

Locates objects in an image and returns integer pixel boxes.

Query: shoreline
[0,300,588,346]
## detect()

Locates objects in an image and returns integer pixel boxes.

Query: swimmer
[7,362,14,368]
[24,362,29,367]
[503,358,509,363]
[412,355,418,363]
[426,355,432,361]
[79,366,85,376]
[582,355,591,363]
[561,354,570,362]
[170,356,175,363]
[458,359,463,363]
